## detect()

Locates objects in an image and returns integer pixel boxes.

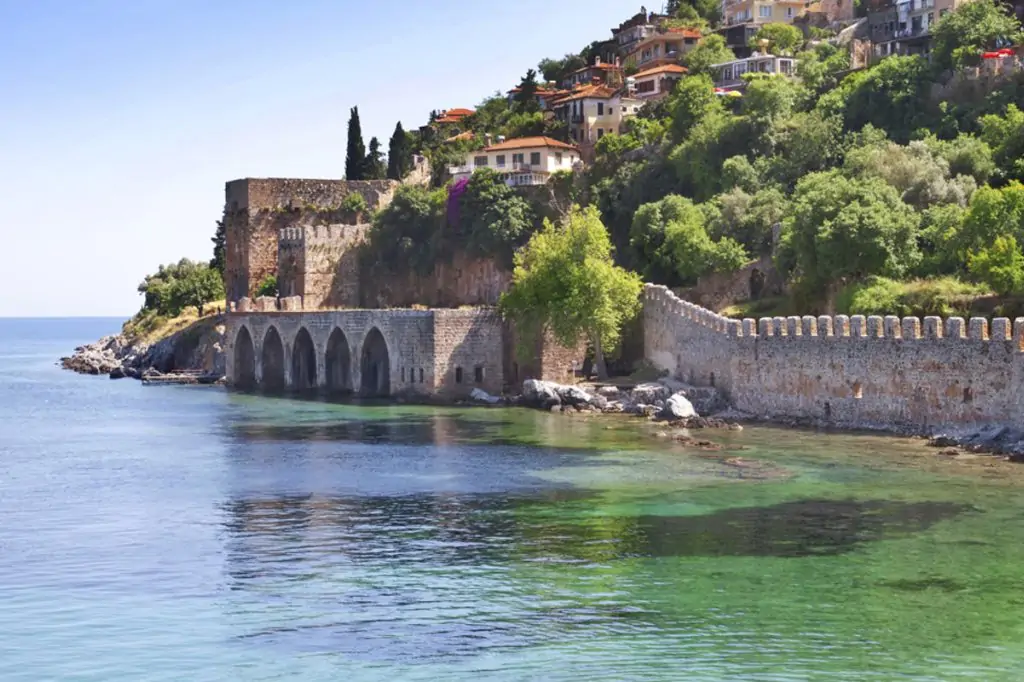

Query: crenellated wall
[278,224,369,309]
[644,284,1024,432]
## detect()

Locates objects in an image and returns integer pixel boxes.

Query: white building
[630,63,688,100]
[711,53,798,90]
[448,136,581,186]
[549,85,644,154]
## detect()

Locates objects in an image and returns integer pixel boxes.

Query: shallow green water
[5,319,1024,680]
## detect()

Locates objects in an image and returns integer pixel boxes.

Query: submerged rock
[470,388,501,405]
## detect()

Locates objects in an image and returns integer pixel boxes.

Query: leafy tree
[364,137,387,180]
[210,219,225,274]
[968,234,1024,294]
[499,205,642,379]
[796,41,851,98]
[780,171,921,310]
[957,182,1024,254]
[749,23,803,55]
[682,34,735,76]
[720,156,760,193]
[845,139,976,209]
[711,186,788,255]
[920,132,996,185]
[514,69,541,113]
[255,275,277,298]
[538,54,586,85]
[668,74,720,142]
[457,169,536,263]
[345,106,366,181]
[366,185,447,275]
[742,74,800,122]
[980,104,1024,182]
[137,259,226,317]
[387,121,412,180]
[930,0,1022,72]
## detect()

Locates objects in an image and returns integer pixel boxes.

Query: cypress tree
[345,106,366,181]
[365,137,387,180]
[387,121,410,180]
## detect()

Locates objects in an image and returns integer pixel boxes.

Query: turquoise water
[4,318,1024,680]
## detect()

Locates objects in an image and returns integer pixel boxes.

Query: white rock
[470,388,501,404]
[557,385,593,407]
[522,379,561,408]
[662,394,698,420]
[597,385,620,397]
[632,382,671,404]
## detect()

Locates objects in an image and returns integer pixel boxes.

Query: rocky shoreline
[60,315,227,382]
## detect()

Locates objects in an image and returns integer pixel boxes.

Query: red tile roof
[482,136,578,152]
[549,84,621,105]
[633,63,688,79]
[663,27,702,39]
[445,108,474,117]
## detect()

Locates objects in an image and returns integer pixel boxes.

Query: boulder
[557,385,593,407]
[632,382,671,404]
[589,393,610,411]
[522,379,561,409]
[109,366,128,380]
[470,388,501,405]
[661,393,698,420]
[596,386,620,397]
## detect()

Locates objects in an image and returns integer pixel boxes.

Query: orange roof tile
[633,63,688,79]
[445,131,475,143]
[569,63,623,75]
[549,84,621,105]
[663,26,702,38]
[444,108,474,117]
[482,136,578,152]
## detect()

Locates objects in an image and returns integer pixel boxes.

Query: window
[496,154,506,167]
[474,155,488,167]
[474,366,484,383]
[512,152,524,164]
[597,102,604,116]
[455,367,463,384]
[419,368,424,383]
[759,5,771,17]
[555,152,563,164]
[597,128,605,139]
[622,106,627,113]
[785,7,794,18]
[401,367,405,382]
[530,152,541,165]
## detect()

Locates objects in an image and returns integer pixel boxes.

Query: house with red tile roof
[433,108,475,125]
[448,136,581,187]
[505,86,569,111]
[561,57,625,89]
[549,84,643,157]
[629,63,688,100]
[624,27,701,70]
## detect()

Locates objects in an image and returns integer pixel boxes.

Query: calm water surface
[4,318,1024,680]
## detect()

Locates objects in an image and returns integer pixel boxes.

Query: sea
[3,317,1024,681]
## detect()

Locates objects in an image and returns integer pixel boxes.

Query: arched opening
[261,327,285,392]
[325,328,352,394]
[360,327,390,397]
[234,326,256,389]
[290,327,317,391]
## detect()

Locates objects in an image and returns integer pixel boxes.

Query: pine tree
[210,219,226,274]
[387,121,411,180]
[365,137,387,179]
[345,106,366,181]
[515,69,540,113]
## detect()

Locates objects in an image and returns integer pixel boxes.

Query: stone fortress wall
[278,224,370,309]
[644,284,1024,433]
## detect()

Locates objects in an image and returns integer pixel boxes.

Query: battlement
[225,178,398,212]
[278,224,371,247]
[643,284,1024,346]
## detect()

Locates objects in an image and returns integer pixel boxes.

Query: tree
[930,0,1022,72]
[957,182,1024,255]
[345,106,366,181]
[968,234,1024,294]
[210,219,226,274]
[387,122,412,180]
[365,185,447,276]
[364,136,386,180]
[499,205,642,379]
[668,74,720,141]
[682,34,735,76]
[780,171,921,310]
[668,0,721,24]
[538,54,586,85]
[255,274,278,298]
[457,169,536,264]
[514,69,541,113]
[980,104,1024,182]
[749,23,803,55]
[137,259,226,317]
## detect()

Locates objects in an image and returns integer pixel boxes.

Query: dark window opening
[419,368,424,383]
[963,387,973,403]
[474,366,484,383]
[455,367,463,384]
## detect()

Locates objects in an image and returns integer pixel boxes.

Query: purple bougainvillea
[447,177,470,228]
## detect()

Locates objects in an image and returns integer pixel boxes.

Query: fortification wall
[278,225,369,309]
[643,284,1024,432]
[224,178,397,300]
[432,309,505,397]
[361,252,512,308]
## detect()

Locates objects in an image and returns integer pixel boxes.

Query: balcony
[570,114,584,123]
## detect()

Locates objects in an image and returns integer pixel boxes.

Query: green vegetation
[255,274,278,298]
[499,206,642,379]
[137,259,225,318]
[345,106,366,181]
[340,192,369,222]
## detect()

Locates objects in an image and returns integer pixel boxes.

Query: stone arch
[325,327,353,394]
[234,326,256,389]
[360,327,390,397]
[290,327,317,391]
[261,326,285,392]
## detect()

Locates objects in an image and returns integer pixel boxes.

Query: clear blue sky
[0,0,649,317]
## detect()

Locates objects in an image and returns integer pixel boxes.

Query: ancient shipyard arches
[226,311,425,398]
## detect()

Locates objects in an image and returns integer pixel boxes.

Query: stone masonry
[278,224,370,309]
[644,284,1024,433]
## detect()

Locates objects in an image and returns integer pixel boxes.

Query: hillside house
[630,63,688,100]
[866,0,969,60]
[623,27,701,70]
[711,53,798,90]
[505,86,569,111]
[561,58,624,89]
[611,10,666,57]
[719,0,807,55]
[448,136,580,187]
[549,85,643,155]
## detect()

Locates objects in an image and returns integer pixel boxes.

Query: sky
[0,0,647,317]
